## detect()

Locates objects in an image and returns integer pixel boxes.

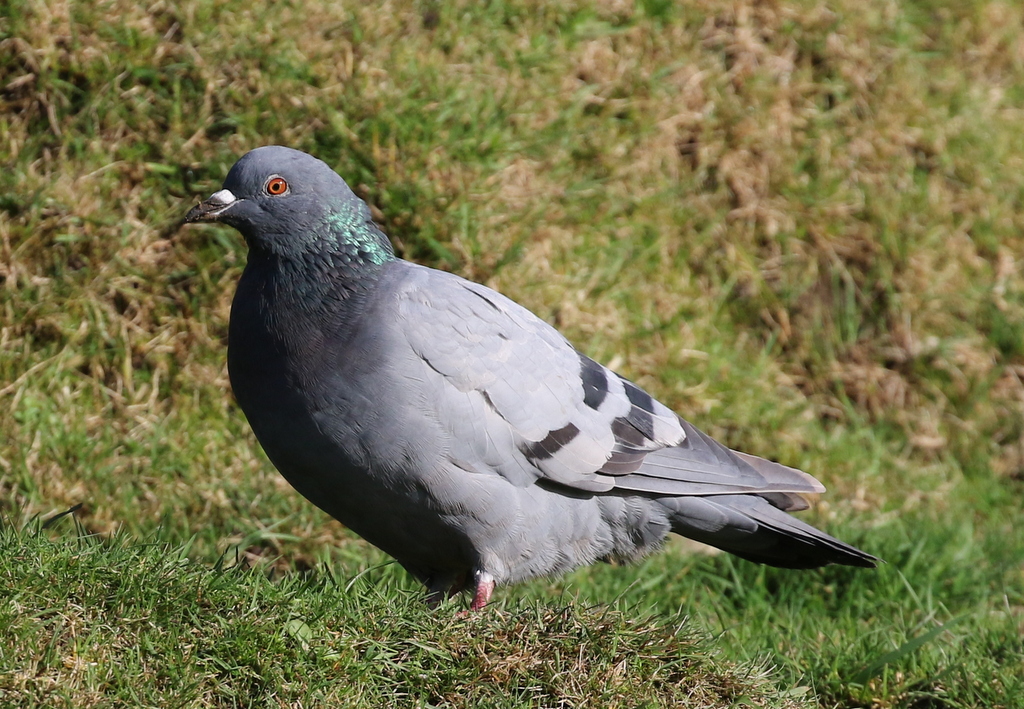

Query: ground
[1,1,1023,707]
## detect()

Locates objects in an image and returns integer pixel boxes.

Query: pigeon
[185,146,876,610]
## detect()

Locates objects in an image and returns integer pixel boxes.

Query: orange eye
[266,177,288,195]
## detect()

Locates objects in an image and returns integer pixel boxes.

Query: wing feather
[397,265,827,506]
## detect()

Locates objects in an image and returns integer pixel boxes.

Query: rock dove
[185,146,876,610]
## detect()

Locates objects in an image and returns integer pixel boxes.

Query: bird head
[185,146,392,263]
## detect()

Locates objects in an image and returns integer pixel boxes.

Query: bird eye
[266,177,288,195]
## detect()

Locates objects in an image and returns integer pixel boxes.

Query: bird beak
[184,189,240,223]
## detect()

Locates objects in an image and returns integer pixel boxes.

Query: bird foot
[425,590,443,609]
[469,572,495,611]
[426,570,495,612]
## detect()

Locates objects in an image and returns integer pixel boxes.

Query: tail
[659,494,877,569]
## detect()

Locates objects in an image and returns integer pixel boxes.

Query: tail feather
[730,450,825,494]
[659,494,877,569]
[756,490,811,512]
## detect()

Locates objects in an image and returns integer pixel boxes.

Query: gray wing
[397,264,824,505]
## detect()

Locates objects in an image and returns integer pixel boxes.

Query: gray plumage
[185,146,875,609]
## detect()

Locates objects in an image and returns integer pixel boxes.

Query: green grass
[3,0,1024,706]
[0,519,798,708]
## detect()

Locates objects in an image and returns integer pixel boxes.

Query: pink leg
[469,571,495,611]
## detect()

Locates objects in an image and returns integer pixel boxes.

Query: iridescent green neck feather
[253,199,397,314]
[321,207,394,266]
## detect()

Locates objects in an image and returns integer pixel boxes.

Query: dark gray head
[185,146,394,264]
